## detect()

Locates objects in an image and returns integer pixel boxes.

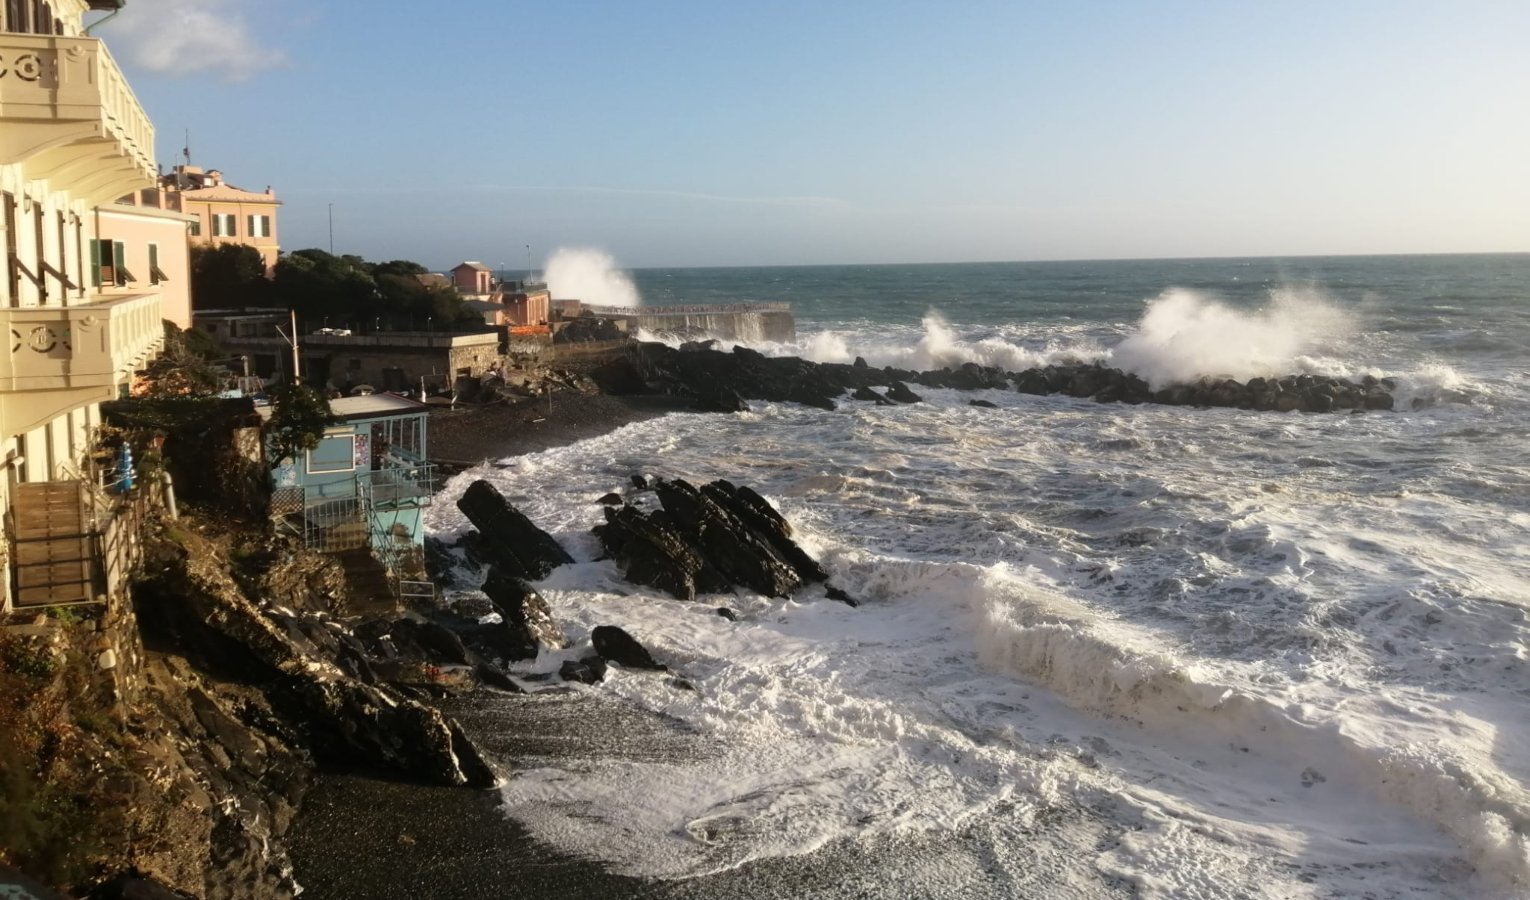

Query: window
[211,213,236,237]
[188,218,201,237]
[90,240,134,287]
[306,434,356,474]
[248,214,271,238]
[148,243,168,285]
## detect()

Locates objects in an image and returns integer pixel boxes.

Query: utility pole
[290,309,301,382]
[525,245,531,280]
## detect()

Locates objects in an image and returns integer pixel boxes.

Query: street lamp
[374,317,380,333]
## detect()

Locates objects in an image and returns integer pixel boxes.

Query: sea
[426,254,1530,899]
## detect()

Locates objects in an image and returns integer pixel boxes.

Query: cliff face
[1,515,497,898]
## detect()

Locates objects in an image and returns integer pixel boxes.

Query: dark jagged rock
[593,504,724,602]
[693,386,749,413]
[826,586,859,607]
[630,474,650,489]
[479,565,569,661]
[135,534,498,789]
[702,479,828,584]
[969,399,999,409]
[852,385,892,404]
[455,480,574,580]
[591,625,666,670]
[655,479,803,598]
[474,662,524,693]
[390,618,471,666]
[625,340,1390,416]
[597,491,624,505]
[716,607,738,621]
[559,655,608,684]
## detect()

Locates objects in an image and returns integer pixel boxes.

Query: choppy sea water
[427,254,1530,898]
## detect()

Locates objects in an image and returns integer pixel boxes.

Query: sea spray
[1109,287,1355,388]
[544,247,642,307]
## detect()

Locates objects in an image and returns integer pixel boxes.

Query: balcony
[0,293,163,434]
[0,34,156,205]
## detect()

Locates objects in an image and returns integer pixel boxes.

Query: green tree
[190,244,269,310]
[265,381,335,468]
[134,321,224,398]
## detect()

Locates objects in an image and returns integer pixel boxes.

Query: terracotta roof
[453,261,491,271]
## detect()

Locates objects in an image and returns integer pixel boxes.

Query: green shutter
[248,215,255,237]
[112,242,124,285]
[89,238,101,288]
[149,243,159,285]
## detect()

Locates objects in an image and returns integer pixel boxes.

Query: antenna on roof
[180,131,191,188]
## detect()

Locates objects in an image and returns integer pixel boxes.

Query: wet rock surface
[593,476,850,604]
[625,341,1395,414]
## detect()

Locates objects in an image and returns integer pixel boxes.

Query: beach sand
[426,394,697,467]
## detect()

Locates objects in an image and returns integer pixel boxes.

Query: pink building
[450,261,494,295]
[94,200,196,329]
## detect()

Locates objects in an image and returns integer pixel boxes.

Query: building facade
[148,166,281,271]
[450,261,493,296]
[0,0,166,610]
[94,200,196,329]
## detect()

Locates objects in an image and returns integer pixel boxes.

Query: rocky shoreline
[1,341,1405,898]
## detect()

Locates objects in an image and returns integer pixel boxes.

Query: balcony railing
[0,34,156,200]
[0,293,164,392]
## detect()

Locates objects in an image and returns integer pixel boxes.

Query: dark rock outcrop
[136,530,499,790]
[622,340,1393,415]
[591,625,665,670]
[455,480,573,580]
[478,565,570,661]
[594,476,847,605]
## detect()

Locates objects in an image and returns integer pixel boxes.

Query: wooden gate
[10,481,97,607]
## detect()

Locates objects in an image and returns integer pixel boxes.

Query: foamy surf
[425,259,1530,896]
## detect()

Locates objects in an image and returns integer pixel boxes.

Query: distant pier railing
[581,302,792,317]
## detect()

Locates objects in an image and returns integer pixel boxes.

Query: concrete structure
[94,200,196,328]
[144,165,281,271]
[262,393,435,591]
[192,309,502,392]
[0,1,166,610]
[582,303,797,343]
[450,261,493,296]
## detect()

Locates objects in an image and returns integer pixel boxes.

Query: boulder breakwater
[599,340,1397,414]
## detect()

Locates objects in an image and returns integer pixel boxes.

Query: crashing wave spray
[544,247,642,307]
[1109,287,1355,388]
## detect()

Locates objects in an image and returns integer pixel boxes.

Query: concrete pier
[582,302,796,343]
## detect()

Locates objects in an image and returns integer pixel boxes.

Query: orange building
[151,165,281,271]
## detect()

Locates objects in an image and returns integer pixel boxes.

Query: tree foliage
[133,321,224,399]
[270,249,488,331]
[265,381,335,469]
[190,244,269,310]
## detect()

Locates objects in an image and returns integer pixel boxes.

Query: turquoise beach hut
[261,394,436,596]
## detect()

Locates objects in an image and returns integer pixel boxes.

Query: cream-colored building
[0,0,166,610]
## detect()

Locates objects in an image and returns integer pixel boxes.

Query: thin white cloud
[102,0,284,80]
[280,183,851,210]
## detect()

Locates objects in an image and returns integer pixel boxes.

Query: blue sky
[104,1,1528,269]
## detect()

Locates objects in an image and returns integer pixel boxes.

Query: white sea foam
[425,301,1530,895]
[544,247,642,307]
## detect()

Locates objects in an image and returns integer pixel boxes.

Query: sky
[99,0,1529,270]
